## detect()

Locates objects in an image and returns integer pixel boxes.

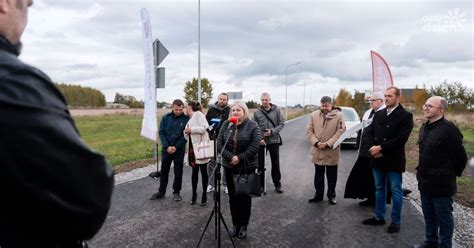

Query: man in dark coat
[344,92,385,205]
[417,96,467,248]
[0,1,114,247]
[206,92,231,126]
[362,87,413,234]
[205,92,230,193]
[150,99,189,201]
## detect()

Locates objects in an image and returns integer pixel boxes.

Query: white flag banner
[140,8,157,141]
[371,50,394,94]
[333,119,373,149]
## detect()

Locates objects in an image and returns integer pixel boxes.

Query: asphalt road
[90,115,425,247]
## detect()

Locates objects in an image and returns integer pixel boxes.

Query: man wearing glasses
[344,92,385,206]
[416,96,467,248]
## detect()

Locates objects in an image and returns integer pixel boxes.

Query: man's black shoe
[359,199,375,207]
[362,217,386,225]
[173,193,182,202]
[328,198,337,205]
[308,196,323,203]
[149,191,165,200]
[275,186,283,193]
[402,188,412,197]
[387,223,400,233]
[149,171,161,180]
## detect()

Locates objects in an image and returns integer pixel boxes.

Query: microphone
[228,116,238,129]
[208,118,221,131]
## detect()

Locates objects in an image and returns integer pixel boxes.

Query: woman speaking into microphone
[217,101,261,239]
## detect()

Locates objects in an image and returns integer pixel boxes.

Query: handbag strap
[239,156,251,175]
[259,109,278,128]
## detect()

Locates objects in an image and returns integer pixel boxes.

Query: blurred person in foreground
[0,0,114,247]
[416,96,467,248]
[184,101,210,206]
[217,101,260,239]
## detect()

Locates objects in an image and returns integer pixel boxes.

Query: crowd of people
[148,88,468,247]
[1,1,468,246]
[148,92,286,239]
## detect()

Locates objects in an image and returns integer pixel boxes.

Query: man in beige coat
[306,96,346,205]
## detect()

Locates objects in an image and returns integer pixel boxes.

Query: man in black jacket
[362,87,413,234]
[417,96,467,248]
[150,99,189,201]
[0,1,114,247]
[205,93,230,193]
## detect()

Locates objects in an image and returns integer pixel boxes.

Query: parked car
[340,107,361,148]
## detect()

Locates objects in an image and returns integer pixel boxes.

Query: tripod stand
[197,128,236,248]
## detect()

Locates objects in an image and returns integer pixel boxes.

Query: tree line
[334,81,473,115]
[56,83,106,108]
[113,93,144,108]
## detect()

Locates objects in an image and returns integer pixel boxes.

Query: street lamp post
[310,87,317,106]
[303,77,311,109]
[285,61,301,120]
[197,0,201,104]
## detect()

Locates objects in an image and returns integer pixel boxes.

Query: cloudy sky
[21,0,473,106]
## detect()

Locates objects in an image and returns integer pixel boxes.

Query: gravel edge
[403,172,473,248]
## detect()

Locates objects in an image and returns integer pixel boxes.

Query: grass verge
[74,115,158,167]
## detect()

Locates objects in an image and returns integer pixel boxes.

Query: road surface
[91,115,425,247]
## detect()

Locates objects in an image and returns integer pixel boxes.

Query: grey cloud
[24,0,473,103]
[64,63,98,70]
[378,32,473,66]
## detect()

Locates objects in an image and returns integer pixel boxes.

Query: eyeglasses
[423,104,442,109]
[367,99,382,102]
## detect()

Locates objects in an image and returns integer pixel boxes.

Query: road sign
[156,67,165,88]
[153,39,169,66]
[227,91,243,100]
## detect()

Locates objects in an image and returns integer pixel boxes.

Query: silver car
[340,107,361,147]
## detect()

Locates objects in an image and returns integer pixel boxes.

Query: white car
[340,107,361,147]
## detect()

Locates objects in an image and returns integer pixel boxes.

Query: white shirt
[362,104,386,121]
[386,104,399,116]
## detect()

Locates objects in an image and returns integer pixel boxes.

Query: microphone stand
[197,125,236,248]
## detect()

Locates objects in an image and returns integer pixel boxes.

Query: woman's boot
[190,192,197,205]
[200,192,207,206]
[238,225,247,239]
[231,226,240,237]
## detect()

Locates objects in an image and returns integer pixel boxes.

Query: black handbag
[233,158,261,197]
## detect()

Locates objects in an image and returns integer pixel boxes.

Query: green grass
[73,110,308,167]
[74,115,158,166]
[460,127,474,156]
